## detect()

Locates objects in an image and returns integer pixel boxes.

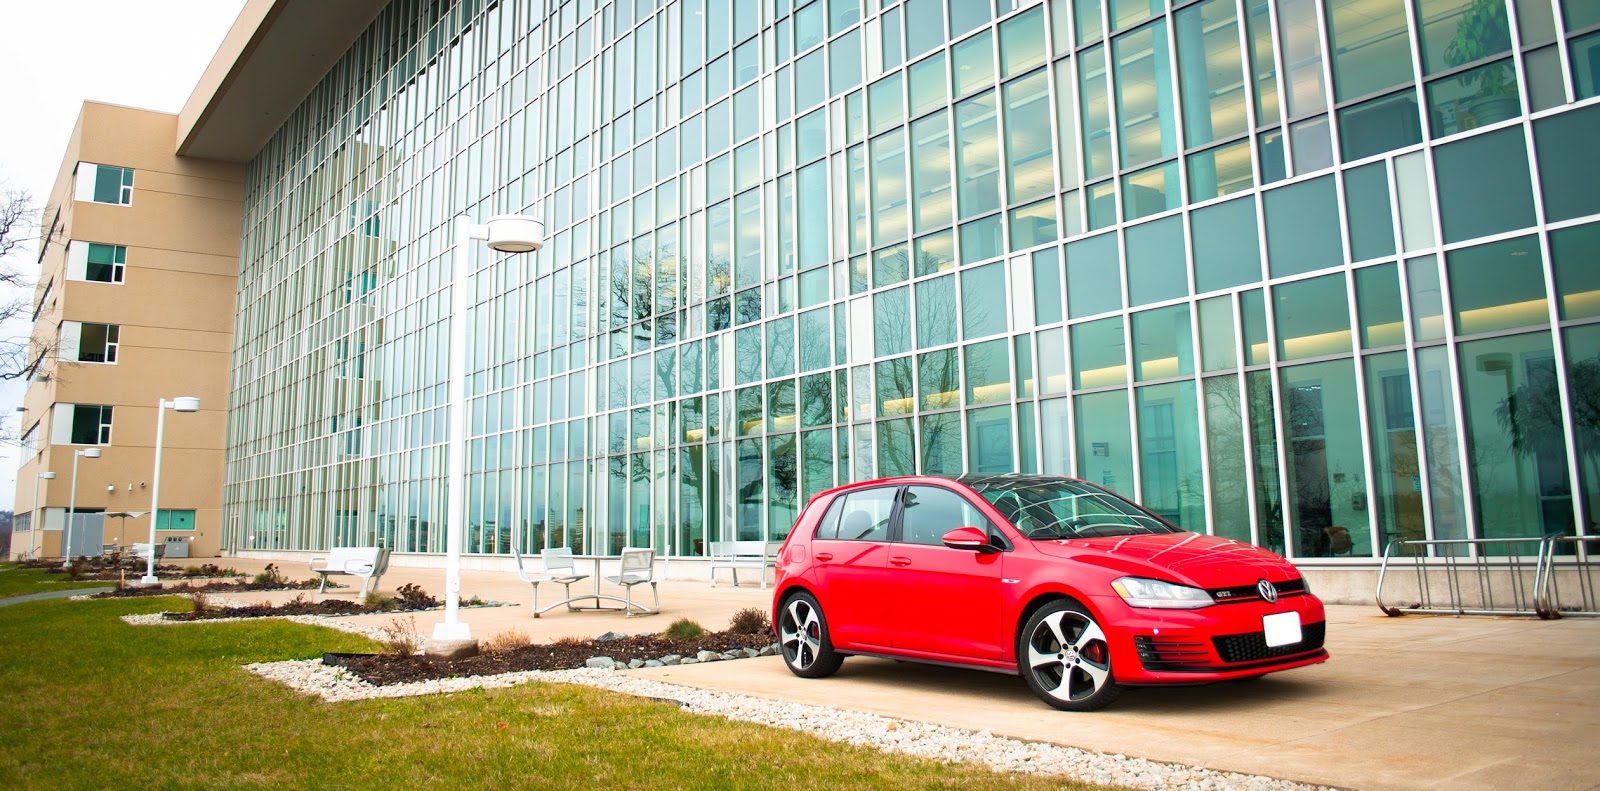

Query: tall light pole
[63,448,101,567]
[30,471,56,561]
[140,397,201,585]
[427,213,543,656]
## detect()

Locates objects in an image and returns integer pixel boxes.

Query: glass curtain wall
[223,0,1600,562]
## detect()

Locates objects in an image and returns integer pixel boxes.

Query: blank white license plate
[1263,611,1302,647]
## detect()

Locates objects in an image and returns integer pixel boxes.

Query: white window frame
[66,241,128,284]
[72,162,134,206]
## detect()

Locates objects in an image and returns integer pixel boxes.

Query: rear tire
[1018,600,1122,711]
[778,592,844,678]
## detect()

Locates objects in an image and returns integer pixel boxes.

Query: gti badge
[1257,579,1278,603]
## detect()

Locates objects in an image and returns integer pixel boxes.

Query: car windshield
[967,478,1180,539]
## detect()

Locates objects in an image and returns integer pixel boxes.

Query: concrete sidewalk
[175,558,1599,790]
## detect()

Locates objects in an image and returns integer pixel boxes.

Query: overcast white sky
[0,0,248,509]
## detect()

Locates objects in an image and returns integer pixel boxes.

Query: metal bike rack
[1535,535,1600,619]
[1376,537,1550,618]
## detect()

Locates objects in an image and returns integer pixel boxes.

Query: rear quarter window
[812,496,845,540]
[828,487,898,541]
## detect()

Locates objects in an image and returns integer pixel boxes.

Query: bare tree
[0,186,60,386]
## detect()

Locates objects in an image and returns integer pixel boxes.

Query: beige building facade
[10,101,242,561]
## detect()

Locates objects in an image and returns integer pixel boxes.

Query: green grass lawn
[0,564,115,598]
[0,592,1118,790]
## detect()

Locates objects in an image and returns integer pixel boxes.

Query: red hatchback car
[771,474,1328,711]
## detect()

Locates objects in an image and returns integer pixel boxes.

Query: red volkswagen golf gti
[771,474,1328,711]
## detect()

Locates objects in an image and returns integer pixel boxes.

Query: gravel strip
[239,659,1332,791]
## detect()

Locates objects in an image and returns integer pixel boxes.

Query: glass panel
[1114,20,1176,169]
[949,0,993,36]
[919,348,961,410]
[1053,60,1080,190]
[1073,316,1127,388]
[1247,0,1281,125]
[905,0,946,58]
[1281,359,1370,558]
[878,417,916,476]
[915,229,956,275]
[1276,273,1353,361]
[1066,232,1123,317]
[1033,247,1065,326]
[958,214,1003,264]
[954,92,1002,220]
[1122,160,1180,222]
[1279,0,1329,117]
[1574,31,1600,101]
[966,339,1012,404]
[1563,324,1600,535]
[871,131,909,246]
[1356,263,1407,348]
[874,287,912,356]
[921,412,963,473]
[1524,46,1566,112]
[802,429,835,501]
[962,261,1008,339]
[1188,140,1254,202]
[1041,396,1072,472]
[1365,351,1425,554]
[1258,127,1287,184]
[869,73,905,137]
[1326,0,1415,101]
[1112,0,1161,31]
[1345,163,1396,262]
[1137,381,1206,528]
[877,357,914,416]
[1264,176,1343,277]
[1565,0,1600,30]
[1426,58,1522,137]
[916,275,958,348]
[969,405,1016,473]
[1133,304,1194,381]
[1004,71,1054,204]
[1247,369,1285,550]
[1203,375,1252,539]
[1076,390,1135,494]
[952,31,996,99]
[1199,295,1238,372]
[736,441,762,540]
[1191,196,1262,293]
[1407,254,1447,341]
[1460,331,1575,540]
[1077,0,1105,45]
[1039,326,1069,395]
[1534,104,1600,223]
[911,111,954,233]
[1448,235,1548,335]
[1290,114,1333,175]
[830,30,863,96]
[1080,45,1113,180]
[1394,151,1436,252]
[1416,0,1513,75]
[999,7,1047,78]
[1125,216,1187,306]
[1415,345,1468,541]
[1552,222,1600,321]
[1176,0,1248,149]
[909,52,949,118]
[1338,92,1423,161]
[769,380,798,432]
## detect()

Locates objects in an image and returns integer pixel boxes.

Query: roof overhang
[177,0,390,163]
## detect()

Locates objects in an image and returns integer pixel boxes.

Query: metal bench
[707,540,782,590]
[309,547,390,595]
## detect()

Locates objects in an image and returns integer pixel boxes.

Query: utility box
[162,537,190,559]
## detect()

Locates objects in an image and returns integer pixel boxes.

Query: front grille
[1212,621,1326,663]
[1209,578,1308,605]
[1134,635,1211,670]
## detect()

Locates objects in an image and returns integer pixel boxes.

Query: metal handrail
[1534,535,1600,619]
[1375,537,1552,618]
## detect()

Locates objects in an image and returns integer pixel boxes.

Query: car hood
[1031,532,1301,588]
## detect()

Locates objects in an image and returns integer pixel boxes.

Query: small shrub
[552,635,587,646]
[251,564,288,587]
[484,629,533,653]
[379,616,421,656]
[394,583,439,610]
[728,607,769,635]
[363,591,398,611]
[182,565,205,577]
[662,618,706,640]
[190,592,212,614]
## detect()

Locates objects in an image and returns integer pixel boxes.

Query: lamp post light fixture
[428,213,543,655]
[31,471,56,561]
[140,396,201,585]
[63,448,102,567]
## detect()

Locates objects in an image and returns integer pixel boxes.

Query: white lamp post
[63,448,101,566]
[429,213,543,652]
[31,471,56,561]
[140,396,201,585]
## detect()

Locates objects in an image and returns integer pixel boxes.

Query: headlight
[1111,576,1214,609]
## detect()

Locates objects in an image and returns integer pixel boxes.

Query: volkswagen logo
[1257,579,1279,603]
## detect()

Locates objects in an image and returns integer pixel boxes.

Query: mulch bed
[330,630,778,686]
[93,579,335,598]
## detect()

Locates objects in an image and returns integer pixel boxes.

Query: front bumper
[1089,592,1329,684]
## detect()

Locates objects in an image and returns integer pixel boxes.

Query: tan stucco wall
[11,102,242,561]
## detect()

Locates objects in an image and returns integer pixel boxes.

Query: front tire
[778,592,844,678]
[1018,600,1122,711]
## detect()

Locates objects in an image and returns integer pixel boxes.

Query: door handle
[814,552,833,562]
[889,557,912,567]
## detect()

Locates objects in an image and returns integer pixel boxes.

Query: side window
[899,485,991,546]
[813,496,845,540]
[830,487,897,541]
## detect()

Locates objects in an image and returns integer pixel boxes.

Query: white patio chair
[512,545,589,617]
[604,547,659,617]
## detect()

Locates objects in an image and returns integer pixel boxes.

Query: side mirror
[942,526,999,554]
